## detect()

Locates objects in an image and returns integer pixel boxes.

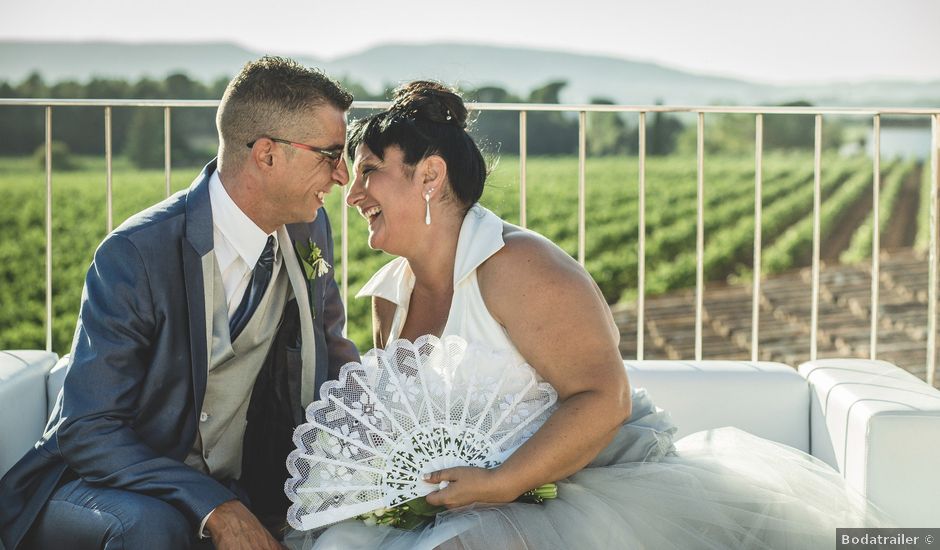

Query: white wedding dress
[287,205,891,550]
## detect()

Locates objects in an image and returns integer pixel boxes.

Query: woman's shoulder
[485,223,581,275]
[477,222,588,300]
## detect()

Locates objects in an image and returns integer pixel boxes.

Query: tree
[648,101,683,156]
[587,98,631,156]
[466,86,523,155]
[525,81,578,155]
[34,141,79,171]
[675,100,845,155]
[125,108,167,168]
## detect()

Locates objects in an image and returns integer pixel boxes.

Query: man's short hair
[217,56,353,172]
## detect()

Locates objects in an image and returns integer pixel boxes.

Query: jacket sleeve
[55,233,235,528]
[315,210,360,381]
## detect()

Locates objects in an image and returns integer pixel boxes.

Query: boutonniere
[295,238,331,317]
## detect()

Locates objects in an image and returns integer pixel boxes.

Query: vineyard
[0,153,928,354]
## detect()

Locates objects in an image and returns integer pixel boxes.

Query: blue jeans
[23,478,206,550]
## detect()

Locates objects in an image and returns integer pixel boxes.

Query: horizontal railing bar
[0,99,221,108]
[458,104,940,116]
[2,98,939,116]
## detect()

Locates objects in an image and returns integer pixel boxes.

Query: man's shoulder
[113,189,189,244]
[94,190,192,265]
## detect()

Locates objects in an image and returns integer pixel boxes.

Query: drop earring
[424,189,433,225]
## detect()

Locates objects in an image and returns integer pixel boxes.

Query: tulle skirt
[285,389,892,550]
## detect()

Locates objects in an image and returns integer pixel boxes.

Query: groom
[0,56,359,549]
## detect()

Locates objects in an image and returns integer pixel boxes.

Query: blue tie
[229,235,275,341]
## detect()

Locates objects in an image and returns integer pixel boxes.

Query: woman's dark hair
[347,81,486,208]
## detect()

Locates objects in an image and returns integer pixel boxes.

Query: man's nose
[333,157,350,186]
[346,174,364,207]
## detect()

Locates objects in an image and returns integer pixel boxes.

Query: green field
[0,153,922,353]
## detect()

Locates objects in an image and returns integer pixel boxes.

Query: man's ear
[248,138,276,169]
[420,155,447,192]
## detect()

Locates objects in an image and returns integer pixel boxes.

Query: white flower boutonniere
[296,238,331,317]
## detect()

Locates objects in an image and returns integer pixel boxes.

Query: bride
[292,81,890,549]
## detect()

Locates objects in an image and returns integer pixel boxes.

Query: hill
[2,40,939,106]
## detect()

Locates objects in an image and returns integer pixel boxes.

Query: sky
[2,0,938,85]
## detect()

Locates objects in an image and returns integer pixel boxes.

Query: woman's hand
[423,467,519,509]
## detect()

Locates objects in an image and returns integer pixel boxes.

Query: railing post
[637,112,646,360]
[341,188,349,334]
[695,112,705,360]
[519,111,527,228]
[45,107,53,353]
[871,114,881,359]
[164,107,172,197]
[105,106,113,233]
[752,114,763,361]
[929,114,939,387]
[578,111,586,267]
[811,115,823,361]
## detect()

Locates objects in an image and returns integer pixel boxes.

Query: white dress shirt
[208,170,281,318]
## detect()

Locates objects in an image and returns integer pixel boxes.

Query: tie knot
[258,235,275,268]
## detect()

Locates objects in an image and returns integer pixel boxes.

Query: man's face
[271,105,349,225]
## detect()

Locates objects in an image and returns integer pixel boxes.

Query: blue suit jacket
[0,161,359,549]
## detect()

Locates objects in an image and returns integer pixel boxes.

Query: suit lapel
[183,160,216,417]
[279,225,319,409]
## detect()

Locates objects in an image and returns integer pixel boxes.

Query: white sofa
[2,352,939,530]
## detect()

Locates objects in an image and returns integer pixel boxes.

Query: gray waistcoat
[185,251,289,480]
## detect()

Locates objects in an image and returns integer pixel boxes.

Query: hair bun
[390,81,468,129]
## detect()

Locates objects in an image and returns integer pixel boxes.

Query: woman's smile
[362,205,383,225]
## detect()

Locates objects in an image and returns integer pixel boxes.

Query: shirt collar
[208,170,279,268]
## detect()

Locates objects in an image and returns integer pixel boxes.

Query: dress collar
[356,204,505,305]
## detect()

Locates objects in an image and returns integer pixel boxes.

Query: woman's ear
[420,155,447,193]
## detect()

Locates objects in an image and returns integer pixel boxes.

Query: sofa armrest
[800,359,940,527]
[0,350,59,478]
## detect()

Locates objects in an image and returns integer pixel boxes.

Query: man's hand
[205,500,286,550]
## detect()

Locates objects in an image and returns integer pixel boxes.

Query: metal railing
[2,98,939,385]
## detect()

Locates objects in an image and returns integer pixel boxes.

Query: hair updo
[347,81,487,208]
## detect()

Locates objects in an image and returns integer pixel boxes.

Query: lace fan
[284,334,558,531]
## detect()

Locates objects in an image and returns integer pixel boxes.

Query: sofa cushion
[625,360,809,452]
[0,350,58,478]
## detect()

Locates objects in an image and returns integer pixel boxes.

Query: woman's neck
[404,210,463,295]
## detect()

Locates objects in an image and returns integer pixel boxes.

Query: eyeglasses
[246,137,344,168]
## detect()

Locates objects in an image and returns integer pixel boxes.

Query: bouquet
[356,483,559,530]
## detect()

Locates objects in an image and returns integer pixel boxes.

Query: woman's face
[347,143,424,254]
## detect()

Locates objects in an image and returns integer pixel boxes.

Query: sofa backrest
[625,360,810,452]
[0,350,58,478]
[3,356,812,478]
